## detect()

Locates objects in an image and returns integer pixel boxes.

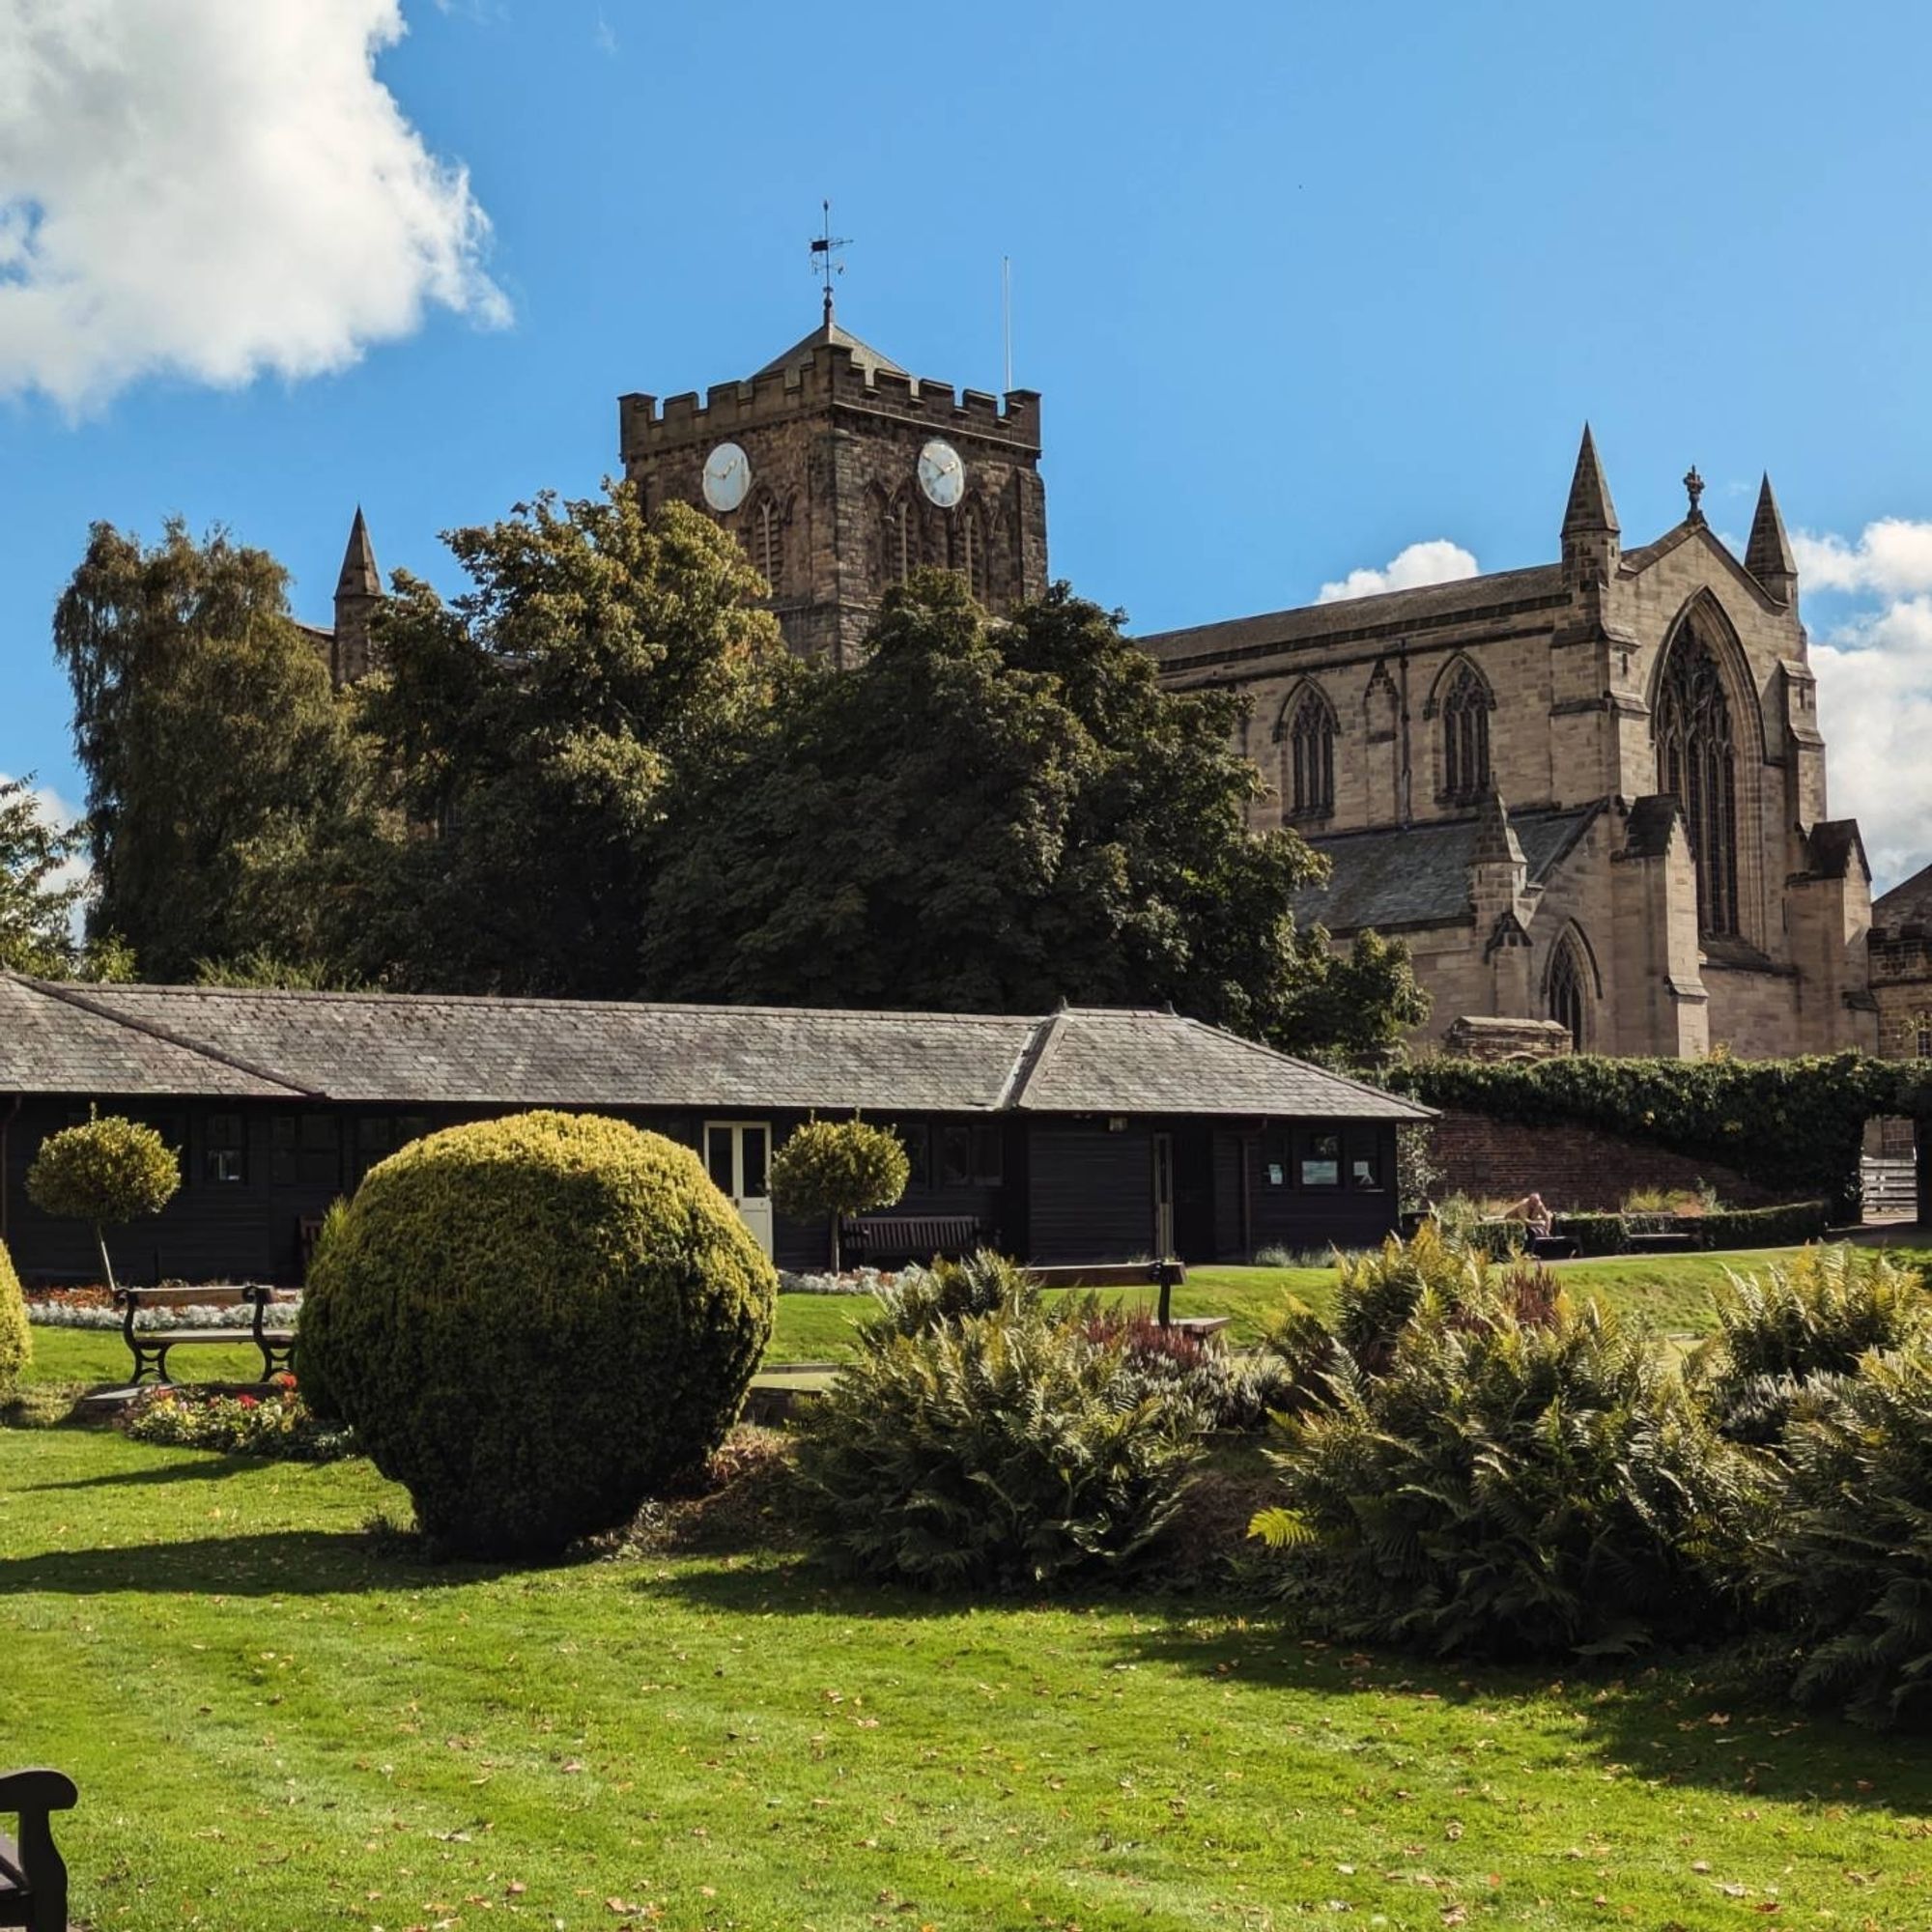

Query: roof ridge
[28,980,319,1098]
[998,1009,1067,1111]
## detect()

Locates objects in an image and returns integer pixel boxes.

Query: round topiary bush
[0,1236,31,1403]
[300,1111,777,1559]
[768,1118,909,1271]
[25,1108,180,1293]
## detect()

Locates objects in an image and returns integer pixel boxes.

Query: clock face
[917,439,965,509]
[701,440,751,513]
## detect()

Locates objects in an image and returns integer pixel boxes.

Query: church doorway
[705,1120,774,1257]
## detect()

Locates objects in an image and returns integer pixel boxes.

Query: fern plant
[793,1293,1199,1593]
[865,1248,1039,1340]
[1694,1246,1929,1446]
[1744,1344,1932,1727]
[1252,1281,1750,1658]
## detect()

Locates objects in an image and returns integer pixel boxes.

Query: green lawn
[6,1425,1932,1931]
[27,1242,1932,1386]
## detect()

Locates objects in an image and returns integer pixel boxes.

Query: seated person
[1499,1191,1553,1239]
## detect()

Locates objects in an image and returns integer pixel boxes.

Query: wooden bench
[1625,1231,1698,1254]
[1029,1259,1194,1329]
[0,1768,76,1932]
[839,1215,987,1267]
[117,1285,297,1385]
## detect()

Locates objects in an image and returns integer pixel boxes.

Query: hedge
[1393,1053,1932,1214]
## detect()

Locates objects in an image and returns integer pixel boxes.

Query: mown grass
[6,1424,1932,1930]
[25,1244,1932,1386]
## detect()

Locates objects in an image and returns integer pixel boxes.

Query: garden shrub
[793,1293,1199,1592]
[1252,1275,1748,1658]
[123,1374,356,1462]
[1549,1211,1628,1256]
[25,1108,180,1293]
[866,1248,1037,1339]
[1697,1200,1832,1251]
[1694,1246,1929,1446]
[1079,1304,1296,1435]
[767,1117,909,1272]
[0,1237,30,1401]
[300,1111,776,1559]
[1745,1344,1932,1727]
[1333,1221,1487,1372]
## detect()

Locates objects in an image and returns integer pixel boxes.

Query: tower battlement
[619,343,1040,465]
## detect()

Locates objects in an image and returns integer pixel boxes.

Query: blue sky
[4,0,1931,885]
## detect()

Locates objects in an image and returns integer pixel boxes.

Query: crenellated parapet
[620,344,1040,467]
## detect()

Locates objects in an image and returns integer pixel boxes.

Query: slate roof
[1293,803,1605,934]
[756,317,907,383]
[1139,563,1568,671]
[0,978,1429,1122]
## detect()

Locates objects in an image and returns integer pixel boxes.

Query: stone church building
[307,311,1881,1065]
[1143,430,1877,1060]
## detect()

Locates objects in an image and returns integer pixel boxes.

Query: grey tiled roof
[1139,563,1568,670]
[1293,803,1605,934]
[0,977,1429,1122]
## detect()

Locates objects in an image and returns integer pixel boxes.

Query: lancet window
[1440,663,1492,802]
[1655,628,1740,937]
[1282,686,1336,819]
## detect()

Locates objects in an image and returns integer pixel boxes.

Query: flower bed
[121,1373,354,1462]
[25,1286,298,1330]
[777,1266,904,1296]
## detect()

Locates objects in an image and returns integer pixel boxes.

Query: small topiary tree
[767,1116,910,1273]
[300,1110,777,1559]
[0,1236,31,1402]
[25,1108,181,1293]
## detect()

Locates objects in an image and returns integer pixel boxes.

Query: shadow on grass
[20,1451,267,1492]
[0,1529,507,1598]
[1105,1612,1932,1810]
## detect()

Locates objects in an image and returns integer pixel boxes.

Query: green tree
[52,519,365,981]
[768,1118,911,1272]
[26,1110,182,1293]
[0,1237,30,1401]
[350,491,789,994]
[0,775,87,977]
[642,573,1428,1055]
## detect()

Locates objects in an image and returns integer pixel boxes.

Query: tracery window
[1548,937,1588,1051]
[1440,663,1492,802]
[1917,1017,1931,1061]
[1282,686,1335,818]
[1655,627,1740,937]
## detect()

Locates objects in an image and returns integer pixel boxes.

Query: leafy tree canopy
[641,572,1428,1054]
[348,491,790,994]
[26,1109,182,1293]
[0,775,87,977]
[769,1118,911,1272]
[52,518,365,981]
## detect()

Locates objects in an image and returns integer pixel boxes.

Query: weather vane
[810,199,851,324]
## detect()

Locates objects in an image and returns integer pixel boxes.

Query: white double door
[705,1120,773,1258]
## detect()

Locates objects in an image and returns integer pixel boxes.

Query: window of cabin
[939,1123,1004,1187]
[1297,1129,1342,1189]
[897,1124,932,1189]
[271,1113,351,1188]
[1349,1135,1385,1191]
[204,1112,246,1184]
[350,1114,430,1186]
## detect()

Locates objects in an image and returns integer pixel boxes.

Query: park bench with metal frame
[1027,1258,1211,1333]
[0,1768,76,1932]
[117,1283,296,1385]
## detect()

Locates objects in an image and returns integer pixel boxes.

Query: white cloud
[1792,519,1932,597]
[0,0,506,410]
[1811,597,1932,894]
[1317,538,1480,605]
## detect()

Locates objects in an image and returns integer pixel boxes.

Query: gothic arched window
[1440,662,1492,803]
[1655,625,1740,937]
[883,491,918,586]
[1280,686,1335,819]
[1916,1016,1931,1061]
[954,501,990,603]
[745,492,783,593]
[1548,935,1588,1051]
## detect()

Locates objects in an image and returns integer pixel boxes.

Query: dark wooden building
[0,976,1429,1285]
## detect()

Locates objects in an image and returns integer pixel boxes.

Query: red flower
[237,1394,260,1409]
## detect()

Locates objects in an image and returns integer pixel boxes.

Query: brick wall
[1426,1106,1779,1211]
